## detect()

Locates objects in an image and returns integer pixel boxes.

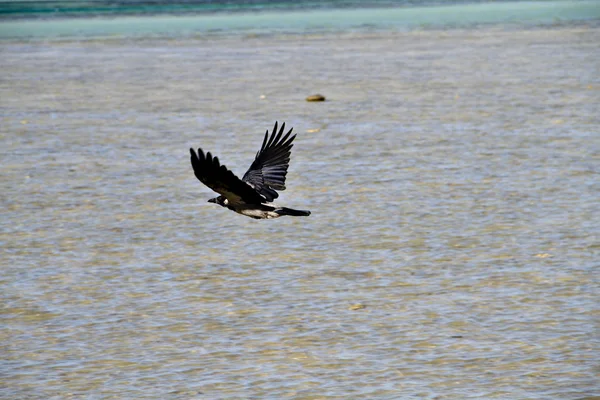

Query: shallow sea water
[1,26,599,399]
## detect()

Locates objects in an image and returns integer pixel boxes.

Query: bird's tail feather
[276,207,311,217]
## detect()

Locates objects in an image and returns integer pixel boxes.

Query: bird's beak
[208,198,216,204]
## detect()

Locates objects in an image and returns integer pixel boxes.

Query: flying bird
[190,121,311,219]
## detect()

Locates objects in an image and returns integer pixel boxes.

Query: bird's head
[208,196,227,207]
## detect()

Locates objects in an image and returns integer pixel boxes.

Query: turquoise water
[1,0,593,19]
[2,0,491,18]
[1,0,599,39]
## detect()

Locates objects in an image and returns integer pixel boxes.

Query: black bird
[190,122,311,219]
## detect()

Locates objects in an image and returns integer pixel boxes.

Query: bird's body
[190,122,310,219]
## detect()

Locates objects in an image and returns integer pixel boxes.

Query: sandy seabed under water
[1,24,599,399]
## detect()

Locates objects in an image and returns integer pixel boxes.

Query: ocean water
[2,0,596,18]
[1,0,600,399]
[3,0,518,18]
[1,0,600,39]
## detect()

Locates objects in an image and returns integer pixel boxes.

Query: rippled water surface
[1,26,599,399]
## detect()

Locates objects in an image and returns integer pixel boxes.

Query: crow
[190,122,311,219]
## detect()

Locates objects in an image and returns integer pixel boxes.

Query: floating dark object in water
[306,94,326,102]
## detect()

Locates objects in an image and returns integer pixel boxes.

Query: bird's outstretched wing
[190,148,266,205]
[242,121,296,202]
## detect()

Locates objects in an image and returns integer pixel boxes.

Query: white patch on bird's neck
[223,198,229,206]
